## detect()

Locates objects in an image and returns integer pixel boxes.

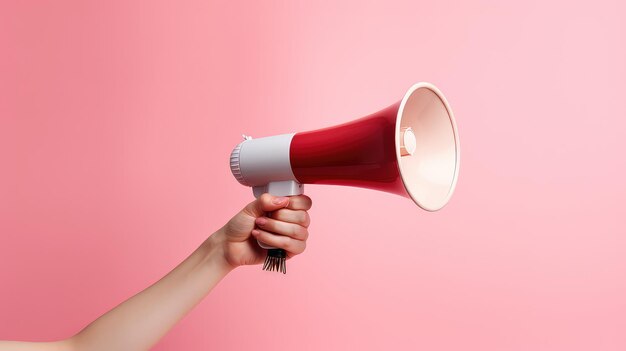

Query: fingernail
[251,230,260,236]
[272,196,288,205]
[255,217,268,226]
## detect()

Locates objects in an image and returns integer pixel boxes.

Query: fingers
[243,193,290,217]
[255,216,309,240]
[251,229,306,256]
[269,209,311,228]
[241,192,311,258]
[242,193,312,217]
[285,195,312,211]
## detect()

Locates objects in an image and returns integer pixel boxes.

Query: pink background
[1,1,625,350]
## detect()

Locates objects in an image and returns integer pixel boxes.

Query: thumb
[242,193,290,217]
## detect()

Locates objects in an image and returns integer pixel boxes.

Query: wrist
[201,229,236,274]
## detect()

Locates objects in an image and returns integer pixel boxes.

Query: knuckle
[300,228,309,241]
[291,225,302,237]
[259,193,272,204]
[294,211,305,225]
[290,196,305,210]
[300,212,310,226]
[302,195,313,209]
[295,241,306,254]
[282,238,292,250]
[285,240,305,255]
[274,209,287,221]
[294,226,307,239]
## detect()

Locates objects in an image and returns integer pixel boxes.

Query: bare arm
[69,232,232,351]
[0,194,312,351]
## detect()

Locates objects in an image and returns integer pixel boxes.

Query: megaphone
[230,82,460,273]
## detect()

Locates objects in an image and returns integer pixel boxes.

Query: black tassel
[263,249,286,274]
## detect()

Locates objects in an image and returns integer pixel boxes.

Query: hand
[213,193,312,269]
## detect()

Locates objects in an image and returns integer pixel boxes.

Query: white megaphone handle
[252,180,304,250]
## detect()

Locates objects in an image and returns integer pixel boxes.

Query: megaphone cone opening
[396,83,460,211]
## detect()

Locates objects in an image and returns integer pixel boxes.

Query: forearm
[70,230,233,351]
[0,341,71,351]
